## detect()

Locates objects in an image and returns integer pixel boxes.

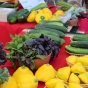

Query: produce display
[7,9,30,24]
[66,55,88,70]
[1,1,88,88]
[65,34,88,55]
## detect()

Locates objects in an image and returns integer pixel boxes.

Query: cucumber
[30,29,59,37]
[65,45,88,54]
[7,9,29,24]
[72,34,88,41]
[35,25,65,38]
[39,20,64,26]
[60,38,65,46]
[43,24,67,33]
[36,25,65,37]
[70,41,88,48]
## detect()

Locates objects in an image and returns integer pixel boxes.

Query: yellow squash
[16,74,38,88]
[42,8,52,15]
[0,68,18,88]
[67,55,77,64]
[27,10,37,22]
[69,73,80,84]
[57,66,71,81]
[54,10,65,16]
[45,78,64,88]
[12,65,33,80]
[78,72,88,84]
[71,62,86,74]
[35,13,48,23]
[35,64,56,82]
[55,81,69,88]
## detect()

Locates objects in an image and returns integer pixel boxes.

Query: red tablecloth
[0,36,71,88]
[0,4,58,46]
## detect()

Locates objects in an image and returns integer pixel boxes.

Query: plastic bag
[67,0,82,7]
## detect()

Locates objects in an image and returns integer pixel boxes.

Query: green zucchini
[60,39,65,46]
[43,24,67,33]
[72,34,88,41]
[30,29,59,37]
[65,45,88,54]
[35,25,65,38]
[70,41,88,48]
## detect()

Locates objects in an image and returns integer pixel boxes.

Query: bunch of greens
[6,34,59,70]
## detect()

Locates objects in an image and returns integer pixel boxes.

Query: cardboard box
[0,8,15,22]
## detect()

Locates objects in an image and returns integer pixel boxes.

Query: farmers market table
[0,4,57,46]
[0,36,71,88]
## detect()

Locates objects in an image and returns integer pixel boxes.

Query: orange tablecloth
[0,36,71,88]
[0,4,58,46]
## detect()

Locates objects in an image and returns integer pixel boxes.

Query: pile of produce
[7,9,30,24]
[56,0,74,11]
[65,34,88,55]
[0,42,7,65]
[7,2,65,24]
[66,55,88,69]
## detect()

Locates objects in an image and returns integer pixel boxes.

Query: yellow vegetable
[45,78,64,88]
[13,65,33,80]
[55,81,69,88]
[77,56,88,66]
[69,73,80,84]
[69,83,83,88]
[42,8,52,15]
[57,66,71,81]
[54,10,65,16]
[27,10,37,22]
[78,72,88,84]
[50,14,59,21]
[45,12,53,20]
[35,64,56,82]
[1,76,18,88]
[71,62,86,74]
[36,9,43,14]
[35,13,48,23]
[17,74,38,88]
[67,55,77,64]
[0,68,18,88]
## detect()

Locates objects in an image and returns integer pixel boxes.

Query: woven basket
[56,76,88,88]
[66,57,88,71]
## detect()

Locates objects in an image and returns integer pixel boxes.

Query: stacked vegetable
[65,34,88,55]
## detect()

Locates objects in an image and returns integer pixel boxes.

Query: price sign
[19,0,46,11]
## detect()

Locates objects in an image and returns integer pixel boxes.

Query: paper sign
[19,0,46,11]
